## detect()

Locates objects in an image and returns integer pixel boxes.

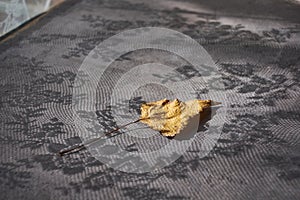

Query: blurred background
[0,0,63,37]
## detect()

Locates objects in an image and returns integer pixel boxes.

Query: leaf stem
[58,118,141,156]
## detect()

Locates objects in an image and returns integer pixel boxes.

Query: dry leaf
[140,99,219,137]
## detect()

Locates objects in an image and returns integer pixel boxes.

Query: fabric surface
[0,0,300,199]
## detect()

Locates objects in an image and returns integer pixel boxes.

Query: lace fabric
[0,0,299,199]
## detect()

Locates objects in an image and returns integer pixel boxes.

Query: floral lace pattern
[0,0,300,199]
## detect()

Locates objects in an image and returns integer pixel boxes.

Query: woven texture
[0,0,300,199]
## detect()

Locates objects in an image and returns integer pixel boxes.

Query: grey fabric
[0,0,300,199]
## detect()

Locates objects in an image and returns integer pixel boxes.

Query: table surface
[0,0,300,199]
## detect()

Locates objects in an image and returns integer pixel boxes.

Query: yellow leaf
[140,99,219,137]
